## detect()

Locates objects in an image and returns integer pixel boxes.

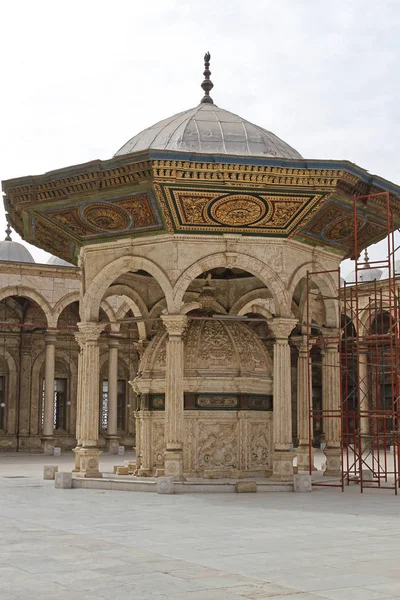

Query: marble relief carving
[198,422,238,470]
[142,413,273,476]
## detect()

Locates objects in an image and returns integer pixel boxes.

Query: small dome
[139,318,272,378]
[115,104,302,160]
[345,268,383,284]
[47,255,75,267]
[0,240,35,263]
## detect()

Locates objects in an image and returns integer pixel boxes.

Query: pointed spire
[200,52,214,104]
[5,215,12,242]
[364,247,370,268]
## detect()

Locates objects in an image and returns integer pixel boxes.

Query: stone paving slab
[1,452,400,599]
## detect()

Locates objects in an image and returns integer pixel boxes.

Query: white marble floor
[1,452,400,599]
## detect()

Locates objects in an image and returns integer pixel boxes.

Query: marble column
[321,330,342,477]
[294,335,315,472]
[72,340,83,471]
[41,332,57,454]
[19,337,32,450]
[269,317,298,480]
[161,314,187,481]
[74,322,104,478]
[106,335,120,453]
[358,348,370,446]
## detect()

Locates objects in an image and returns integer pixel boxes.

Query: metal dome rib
[115,103,302,159]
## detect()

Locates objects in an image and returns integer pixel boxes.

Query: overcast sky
[1,0,399,275]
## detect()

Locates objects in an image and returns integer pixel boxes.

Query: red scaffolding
[307,191,400,493]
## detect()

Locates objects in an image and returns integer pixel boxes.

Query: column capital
[269,317,298,341]
[75,322,104,346]
[320,327,341,351]
[291,335,316,354]
[161,314,188,337]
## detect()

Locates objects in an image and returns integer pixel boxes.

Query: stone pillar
[358,348,370,446]
[294,336,315,472]
[106,335,120,453]
[19,337,32,450]
[161,315,187,481]
[41,332,57,455]
[269,318,298,481]
[72,343,83,471]
[321,330,342,477]
[74,322,104,478]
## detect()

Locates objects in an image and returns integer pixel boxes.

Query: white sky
[1,0,399,275]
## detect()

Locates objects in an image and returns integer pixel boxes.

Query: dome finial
[200,52,214,105]
[364,247,370,268]
[5,215,12,242]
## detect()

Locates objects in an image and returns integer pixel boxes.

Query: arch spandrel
[81,256,174,323]
[172,252,290,316]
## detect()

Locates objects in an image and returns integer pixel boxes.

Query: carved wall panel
[135,410,273,477]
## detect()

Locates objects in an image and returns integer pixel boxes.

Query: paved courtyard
[1,453,400,599]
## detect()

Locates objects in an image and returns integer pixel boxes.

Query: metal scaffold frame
[307,191,400,493]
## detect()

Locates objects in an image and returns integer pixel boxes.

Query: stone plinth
[41,437,55,455]
[294,473,312,492]
[323,448,342,478]
[43,465,58,480]
[55,472,72,489]
[76,448,103,478]
[157,476,175,494]
[271,451,295,482]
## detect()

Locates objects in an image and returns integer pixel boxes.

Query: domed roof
[116,53,301,160]
[345,268,383,284]
[0,238,34,263]
[139,318,272,379]
[47,255,75,267]
[115,103,302,159]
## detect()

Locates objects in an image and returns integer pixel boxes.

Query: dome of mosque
[345,268,383,284]
[0,240,35,263]
[115,54,302,160]
[0,223,35,263]
[47,255,75,267]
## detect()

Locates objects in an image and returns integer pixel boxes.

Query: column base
[76,448,103,478]
[72,446,81,472]
[323,447,342,478]
[270,451,295,481]
[105,436,120,454]
[41,436,55,455]
[137,468,152,477]
[296,445,316,472]
[164,449,184,481]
